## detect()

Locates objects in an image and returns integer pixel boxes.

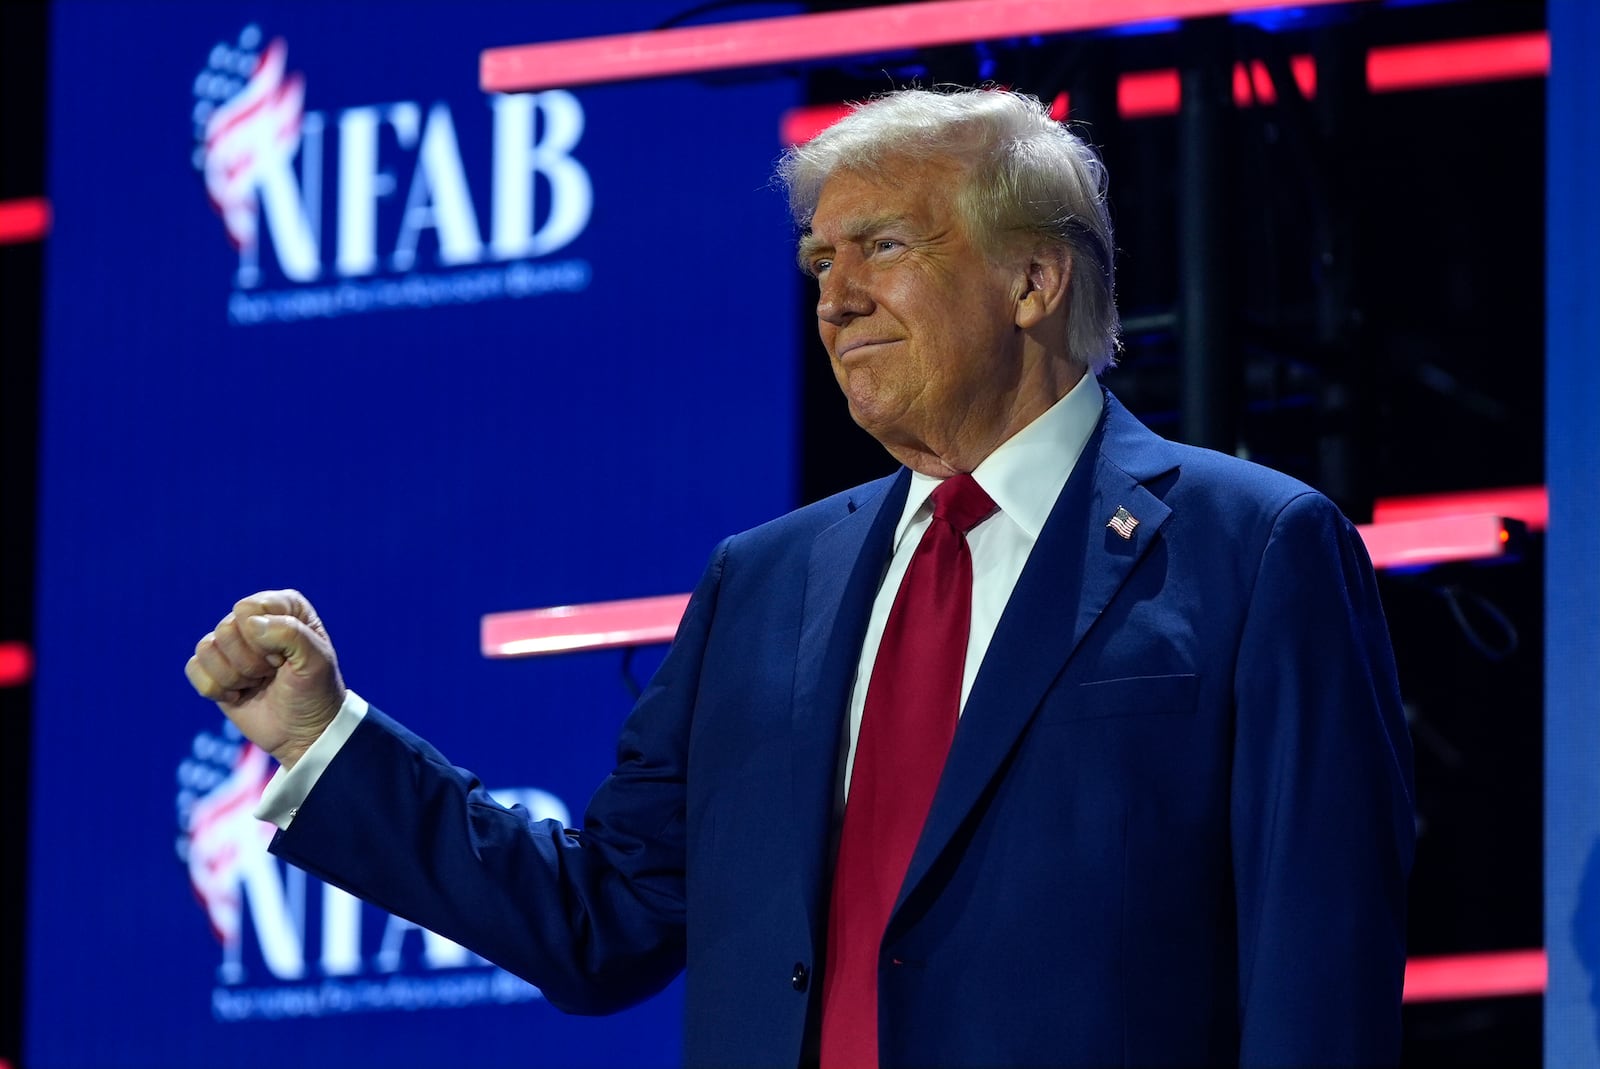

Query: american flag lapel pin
[1107,505,1139,540]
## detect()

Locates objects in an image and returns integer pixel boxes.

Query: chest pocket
[1047,672,1200,724]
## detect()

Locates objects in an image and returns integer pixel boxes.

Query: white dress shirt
[257,375,1104,829]
[839,372,1103,795]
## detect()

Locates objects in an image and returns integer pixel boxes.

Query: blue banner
[27,4,799,1067]
[1546,1,1600,1064]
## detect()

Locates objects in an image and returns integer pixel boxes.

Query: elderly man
[188,88,1413,1068]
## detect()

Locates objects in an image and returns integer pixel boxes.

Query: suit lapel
[790,469,911,939]
[894,397,1178,918]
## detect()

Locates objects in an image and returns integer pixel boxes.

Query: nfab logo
[176,720,572,1021]
[192,25,593,326]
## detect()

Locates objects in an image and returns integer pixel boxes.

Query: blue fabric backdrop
[26,4,799,1067]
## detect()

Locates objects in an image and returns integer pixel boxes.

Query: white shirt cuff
[253,690,370,830]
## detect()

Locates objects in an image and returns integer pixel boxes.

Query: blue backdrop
[27,3,799,1067]
[1545,1,1600,1065]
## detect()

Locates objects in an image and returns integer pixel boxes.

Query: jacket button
[791,962,809,992]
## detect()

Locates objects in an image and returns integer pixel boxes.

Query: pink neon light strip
[481,593,692,657]
[481,0,1350,94]
[1355,513,1513,570]
[1402,948,1546,1003]
[0,196,50,245]
[0,641,32,688]
[1369,30,1549,92]
[1372,485,1547,533]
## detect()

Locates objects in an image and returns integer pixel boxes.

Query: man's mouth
[837,338,899,361]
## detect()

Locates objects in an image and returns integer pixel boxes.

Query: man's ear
[1014,246,1072,330]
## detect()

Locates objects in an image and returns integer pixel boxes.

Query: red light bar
[1403,948,1546,1003]
[0,196,51,245]
[1355,513,1515,570]
[1369,30,1549,93]
[1234,55,1318,105]
[481,0,1351,94]
[1114,56,1320,119]
[1118,69,1183,119]
[0,641,32,688]
[1107,37,1537,117]
[780,103,853,148]
[781,33,1540,142]
[1372,485,1546,533]
[481,593,691,657]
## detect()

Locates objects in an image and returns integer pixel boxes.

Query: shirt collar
[893,372,1105,550]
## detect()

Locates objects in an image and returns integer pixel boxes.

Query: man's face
[804,158,1034,475]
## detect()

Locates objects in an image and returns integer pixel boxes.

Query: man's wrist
[272,688,351,769]
[255,690,370,828]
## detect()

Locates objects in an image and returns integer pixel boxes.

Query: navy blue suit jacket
[275,392,1415,1068]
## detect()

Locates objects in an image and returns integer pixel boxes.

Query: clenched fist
[185,589,347,768]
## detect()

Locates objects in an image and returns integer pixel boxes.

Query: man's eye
[811,258,833,275]
[875,239,900,253]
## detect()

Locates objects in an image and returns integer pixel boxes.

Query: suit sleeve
[269,540,731,1015]
[1230,492,1416,1067]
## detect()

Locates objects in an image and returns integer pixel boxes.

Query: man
[187,88,1414,1068]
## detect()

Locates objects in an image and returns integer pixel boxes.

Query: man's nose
[816,260,871,326]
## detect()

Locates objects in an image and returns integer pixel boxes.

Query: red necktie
[820,473,998,1069]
